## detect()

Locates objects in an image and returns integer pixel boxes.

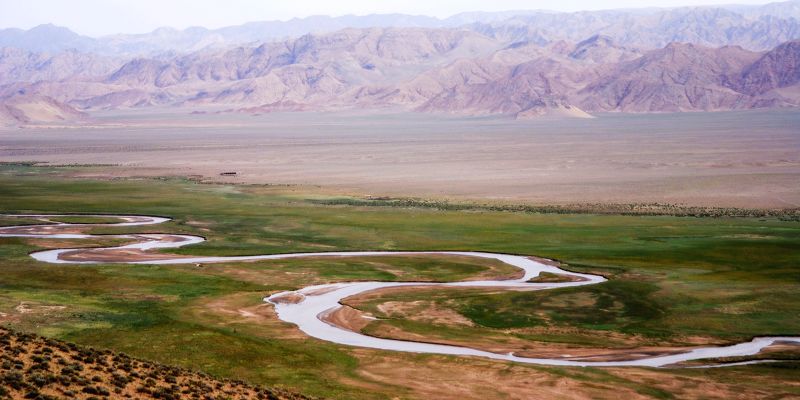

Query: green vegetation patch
[0,166,798,398]
[458,280,663,331]
[49,216,127,225]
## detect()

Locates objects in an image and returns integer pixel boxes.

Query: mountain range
[2,1,800,55]
[1,1,799,124]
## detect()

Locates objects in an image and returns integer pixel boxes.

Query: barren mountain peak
[1,3,799,122]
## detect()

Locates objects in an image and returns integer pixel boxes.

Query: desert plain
[3,108,799,208]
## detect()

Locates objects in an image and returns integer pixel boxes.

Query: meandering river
[1,214,797,368]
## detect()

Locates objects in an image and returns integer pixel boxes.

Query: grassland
[46,216,130,225]
[0,215,129,227]
[0,164,798,399]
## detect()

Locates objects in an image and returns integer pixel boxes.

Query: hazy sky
[0,0,778,36]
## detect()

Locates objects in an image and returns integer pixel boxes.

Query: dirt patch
[0,224,88,235]
[377,300,475,327]
[58,247,191,263]
[609,367,800,399]
[57,235,194,262]
[269,293,305,304]
[320,306,375,332]
[202,297,274,325]
[0,301,71,329]
[769,342,800,352]
[24,237,129,249]
[348,349,796,400]
[186,220,212,232]
[13,302,66,315]
[528,272,588,283]
[515,347,689,361]
[349,350,643,400]
[527,256,563,268]
[188,293,309,340]
[303,286,345,296]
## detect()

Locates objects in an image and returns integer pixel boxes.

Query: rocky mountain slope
[736,40,800,95]
[1,1,799,56]
[470,6,800,51]
[0,93,87,126]
[0,47,123,84]
[1,32,799,122]
[0,6,799,123]
[578,43,763,112]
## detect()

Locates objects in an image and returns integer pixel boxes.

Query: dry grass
[0,327,312,400]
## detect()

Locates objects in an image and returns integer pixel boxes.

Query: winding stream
[1,214,797,368]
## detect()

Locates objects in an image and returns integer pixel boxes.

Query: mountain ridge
[2,1,800,56]
[1,4,799,123]
[2,32,798,123]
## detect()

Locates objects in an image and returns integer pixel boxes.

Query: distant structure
[219,172,238,176]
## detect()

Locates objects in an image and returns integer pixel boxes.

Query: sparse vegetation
[0,327,311,400]
[309,198,800,221]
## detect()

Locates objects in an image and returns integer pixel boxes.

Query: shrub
[3,371,25,389]
[82,386,100,395]
[28,373,54,387]
[82,385,110,396]
[136,385,151,394]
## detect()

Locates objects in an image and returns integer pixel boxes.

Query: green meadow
[0,164,798,398]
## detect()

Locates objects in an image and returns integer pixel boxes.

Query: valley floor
[0,164,798,399]
[1,109,799,208]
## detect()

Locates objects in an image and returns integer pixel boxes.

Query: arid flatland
[2,109,799,208]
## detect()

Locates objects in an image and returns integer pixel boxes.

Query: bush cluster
[0,327,313,400]
[309,198,800,220]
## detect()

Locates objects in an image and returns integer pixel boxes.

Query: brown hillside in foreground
[0,327,312,400]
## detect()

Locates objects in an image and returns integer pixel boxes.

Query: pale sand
[1,108,799,208]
